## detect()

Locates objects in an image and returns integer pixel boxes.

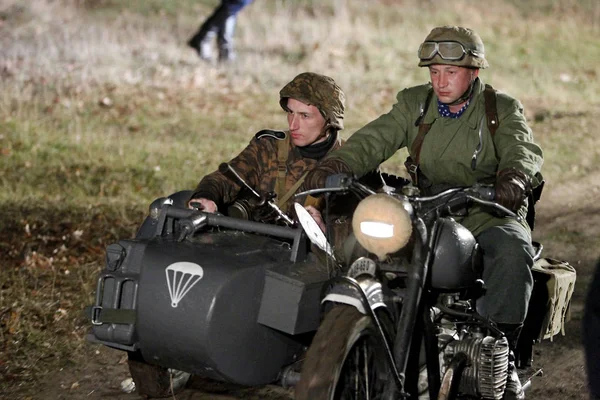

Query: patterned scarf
[438,99,470,119]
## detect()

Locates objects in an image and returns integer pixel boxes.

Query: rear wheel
[295,304,394,400]
[127,351,191,398]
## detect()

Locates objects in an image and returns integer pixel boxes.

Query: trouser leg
[476,222,534,325]
[476,222,533,400]
[217,15,238,61]
[187,3,230,60]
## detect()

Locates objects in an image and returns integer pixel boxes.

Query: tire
[127,351,191,398]
[295,305,394,400]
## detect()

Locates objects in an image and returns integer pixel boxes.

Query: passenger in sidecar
[187,71,345,229]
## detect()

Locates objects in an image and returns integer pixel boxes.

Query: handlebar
[295,174,518,220]
[162,205,300,241]
[219,162,294,226]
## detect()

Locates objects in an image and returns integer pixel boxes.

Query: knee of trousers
[476,226,535,323]
[477,224,535,273]
[482,242,534,296]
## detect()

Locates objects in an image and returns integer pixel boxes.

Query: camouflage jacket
[192,130,342,213]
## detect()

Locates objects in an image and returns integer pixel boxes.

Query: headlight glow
[360,221,394,238]
[352,194,412,260]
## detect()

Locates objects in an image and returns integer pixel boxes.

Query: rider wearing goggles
[418,26,489,106]
[417,26,489,69]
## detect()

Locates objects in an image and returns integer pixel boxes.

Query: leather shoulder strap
[275,134,290,204]
[278,170,309,211]
[410,88,434,165]
[483,84,499,137]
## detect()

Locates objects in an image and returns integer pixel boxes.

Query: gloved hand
[495,168,531,212]
[302,158,353,191]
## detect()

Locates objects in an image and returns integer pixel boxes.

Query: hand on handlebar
[302,158,353,191]
[304,205,326,232]
[187,198,218,213]
[495,168,531,212]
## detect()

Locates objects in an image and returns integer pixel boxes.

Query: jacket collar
[290,131,342,160]
[423,78,485,130]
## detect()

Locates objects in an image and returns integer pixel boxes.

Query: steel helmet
[279,72,345,131]
[418,26,489,69]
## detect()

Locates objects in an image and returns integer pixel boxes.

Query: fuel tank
[429,218,481,290]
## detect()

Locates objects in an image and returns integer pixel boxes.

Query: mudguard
[321,275,386,315]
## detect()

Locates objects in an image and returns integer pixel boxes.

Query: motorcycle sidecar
[87,192,330,395]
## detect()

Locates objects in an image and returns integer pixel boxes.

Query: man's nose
[437,73,448,87]
[289,114,299,130]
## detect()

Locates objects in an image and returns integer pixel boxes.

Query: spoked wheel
[295,304,395,400]
[127,351,191,398]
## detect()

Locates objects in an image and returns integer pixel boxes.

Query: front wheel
[295,304,394,400]
[127,351,191,398]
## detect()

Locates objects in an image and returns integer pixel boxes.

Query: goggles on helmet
[418,41,481,61]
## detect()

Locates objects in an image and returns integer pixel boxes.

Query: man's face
[286,98,327,147]
[429,65,478,104]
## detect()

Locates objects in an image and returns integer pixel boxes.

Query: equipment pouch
[532,257,576,341]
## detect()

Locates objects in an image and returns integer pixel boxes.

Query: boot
[188,4,229,62]
[188,30,215,61]
[504,351,525,400]
[498,323,525,400]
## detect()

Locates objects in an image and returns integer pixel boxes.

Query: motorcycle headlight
[352,194,412,260]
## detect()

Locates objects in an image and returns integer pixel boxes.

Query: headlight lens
[352,194,412,260]
[359,221,395,238]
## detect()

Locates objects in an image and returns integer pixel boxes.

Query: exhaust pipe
[522,368,543,392]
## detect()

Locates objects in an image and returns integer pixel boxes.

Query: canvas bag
[532,257,577,340]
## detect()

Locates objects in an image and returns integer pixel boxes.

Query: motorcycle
[293,175,576,400]
[86,167,574,399]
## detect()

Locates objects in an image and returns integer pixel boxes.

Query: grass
[1,0,599,394]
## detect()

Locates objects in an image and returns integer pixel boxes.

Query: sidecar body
[87,192,329,386]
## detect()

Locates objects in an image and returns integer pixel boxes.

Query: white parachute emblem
[165,262,204,308]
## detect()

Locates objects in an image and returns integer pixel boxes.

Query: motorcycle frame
[320,215,450,399]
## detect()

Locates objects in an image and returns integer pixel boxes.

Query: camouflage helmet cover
[279,72,345,131]
[418,26,489,69]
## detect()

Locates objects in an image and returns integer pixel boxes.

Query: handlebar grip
[472,185,495,201]
[162,206,298,240]
[325,173,352,189]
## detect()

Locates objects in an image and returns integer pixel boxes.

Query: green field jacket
[328,78,544,236]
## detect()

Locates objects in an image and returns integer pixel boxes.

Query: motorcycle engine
[440,333,510,400]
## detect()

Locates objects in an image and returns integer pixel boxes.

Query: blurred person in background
[584,258,600,400]
[302,25,544,400]
[187,72,345,232]
[187,0,254,62]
